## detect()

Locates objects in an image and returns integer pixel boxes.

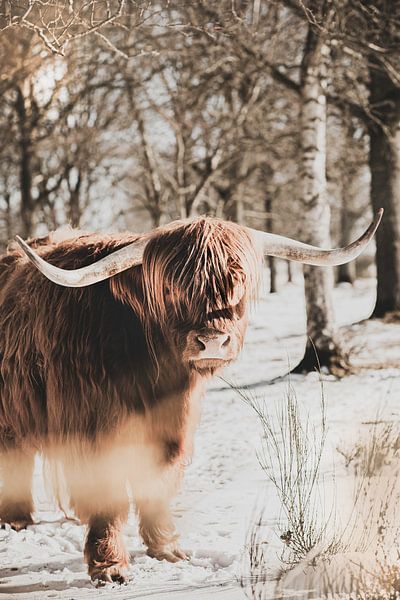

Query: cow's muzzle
[186,329,233,362]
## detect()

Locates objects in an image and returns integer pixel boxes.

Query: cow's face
[140,219,261,375]
[181,286,249,375]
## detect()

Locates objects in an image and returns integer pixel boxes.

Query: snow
[1,275,399,600]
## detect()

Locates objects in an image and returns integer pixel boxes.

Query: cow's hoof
[172,547,191,561]
[90,565,130,587]
[147,547,190,563]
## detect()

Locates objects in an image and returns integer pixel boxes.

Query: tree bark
[265,196,277,293]
[293,24,349,374]
[15,83,34,239]
[68,171,82,228]
[336,205,355,284]
[287,261,293,283]
[368,57,400,317]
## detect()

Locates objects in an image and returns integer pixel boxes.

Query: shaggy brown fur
[0,217,261,583]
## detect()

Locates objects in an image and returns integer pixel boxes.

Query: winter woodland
[0,2,400,599]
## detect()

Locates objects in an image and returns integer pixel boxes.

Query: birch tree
[293,7,349,373]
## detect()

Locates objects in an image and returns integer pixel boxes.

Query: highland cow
[0,213,382,584]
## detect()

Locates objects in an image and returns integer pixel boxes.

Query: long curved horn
[15,236,147,287]
[248,209,383,266]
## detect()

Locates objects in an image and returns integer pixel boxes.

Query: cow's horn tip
[373,208,384,229]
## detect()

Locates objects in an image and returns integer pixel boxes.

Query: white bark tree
[293,10,350,374]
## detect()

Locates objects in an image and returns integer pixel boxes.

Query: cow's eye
[206,307,234,321]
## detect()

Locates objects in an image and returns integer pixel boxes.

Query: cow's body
[0,220,260,583]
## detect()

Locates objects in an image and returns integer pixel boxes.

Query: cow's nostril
[196,336,206,351]
[222,335,230,348]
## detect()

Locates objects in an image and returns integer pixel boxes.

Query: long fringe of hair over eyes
[140,217,262,332]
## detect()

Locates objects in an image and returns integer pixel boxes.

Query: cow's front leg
[135,463,188,563]
[136,497,188,563]
[84,514,130,585]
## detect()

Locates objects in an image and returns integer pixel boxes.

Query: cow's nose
[195,333,231,359]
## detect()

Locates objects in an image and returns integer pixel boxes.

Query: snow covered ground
[1,274,400,600]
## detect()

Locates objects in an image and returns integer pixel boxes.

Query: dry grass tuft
[235,381,400,600]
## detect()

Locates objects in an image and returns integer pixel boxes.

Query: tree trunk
[15,83,34,239]
[268,256,277,294]
[265,196,277,293]
[150,206,161,227]
[336,205,355,284]
[287,261,293,283]
[235,197,244,225]
[135,110,163,227]
[294,24,349,375]
[68,171,82,228]
[368,57,400,318]
[5,191,11,236]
